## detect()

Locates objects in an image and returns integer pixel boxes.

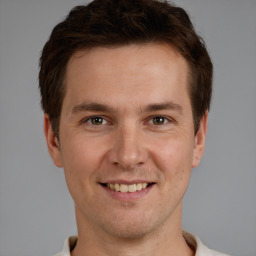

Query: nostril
[112,161,144,168]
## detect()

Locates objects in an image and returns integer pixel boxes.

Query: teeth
[137,183,142,191]
[120,184,129,192]
[128,184,136,192]
[107,183,149,193]
[114,183,120,192]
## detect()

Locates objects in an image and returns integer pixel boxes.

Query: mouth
[100,182,155,193]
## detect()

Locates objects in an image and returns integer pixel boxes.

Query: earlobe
[192,112,208,168]
[44,114,63,167]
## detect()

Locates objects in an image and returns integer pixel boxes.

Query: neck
[71,203,194,256]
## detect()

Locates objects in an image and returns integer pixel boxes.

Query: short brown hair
[39,0,213,137]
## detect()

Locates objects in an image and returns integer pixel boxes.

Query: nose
[107,124,148,170]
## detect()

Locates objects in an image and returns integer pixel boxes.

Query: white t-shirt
[54,231,231,256]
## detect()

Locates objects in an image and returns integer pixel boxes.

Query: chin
[103,221,153,240]
[99,210,167,240]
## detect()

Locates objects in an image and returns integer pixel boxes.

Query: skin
[44,43,207,256]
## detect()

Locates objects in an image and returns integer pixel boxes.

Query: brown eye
[89,117,106,125]
[152,116,167,125]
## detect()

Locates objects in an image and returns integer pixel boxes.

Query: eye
[150,116,169,125]
[86,116,108,125]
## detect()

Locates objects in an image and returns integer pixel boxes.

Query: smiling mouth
[101,183,154,193]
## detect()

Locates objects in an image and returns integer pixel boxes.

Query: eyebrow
[143,102,183,114]
[72,102,115,113]
[72,101,183,114]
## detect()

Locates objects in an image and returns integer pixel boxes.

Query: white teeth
[136,183,142,191]
[120,184,129,192]
[128,184,136,192]
[107,183,149,193]
[114,183,120,192]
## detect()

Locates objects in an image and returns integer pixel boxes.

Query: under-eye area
[100,183,155,193]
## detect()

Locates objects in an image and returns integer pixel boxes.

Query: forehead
[68,43,188,72]
[63,43,191,110]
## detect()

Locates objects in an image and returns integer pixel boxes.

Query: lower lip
[101,184,154,201]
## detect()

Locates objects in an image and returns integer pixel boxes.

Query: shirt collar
[56,231,228,256]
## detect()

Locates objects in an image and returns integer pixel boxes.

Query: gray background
[0,0,255,255]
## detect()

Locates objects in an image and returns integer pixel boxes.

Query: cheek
[152,138,194,172]
[157,141,193,204]
[150,136,194,194]
[61,133,104,170]
[59,136,103,196]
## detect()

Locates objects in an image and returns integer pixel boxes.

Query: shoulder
[53,236,78,256]
[183,231,231,256]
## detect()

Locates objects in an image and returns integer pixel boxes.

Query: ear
[192,112,208,168]
[44,114,63,167]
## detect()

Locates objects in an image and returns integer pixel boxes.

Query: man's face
[45,44,206,239]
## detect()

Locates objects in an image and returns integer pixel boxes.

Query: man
[39,0,230,255]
